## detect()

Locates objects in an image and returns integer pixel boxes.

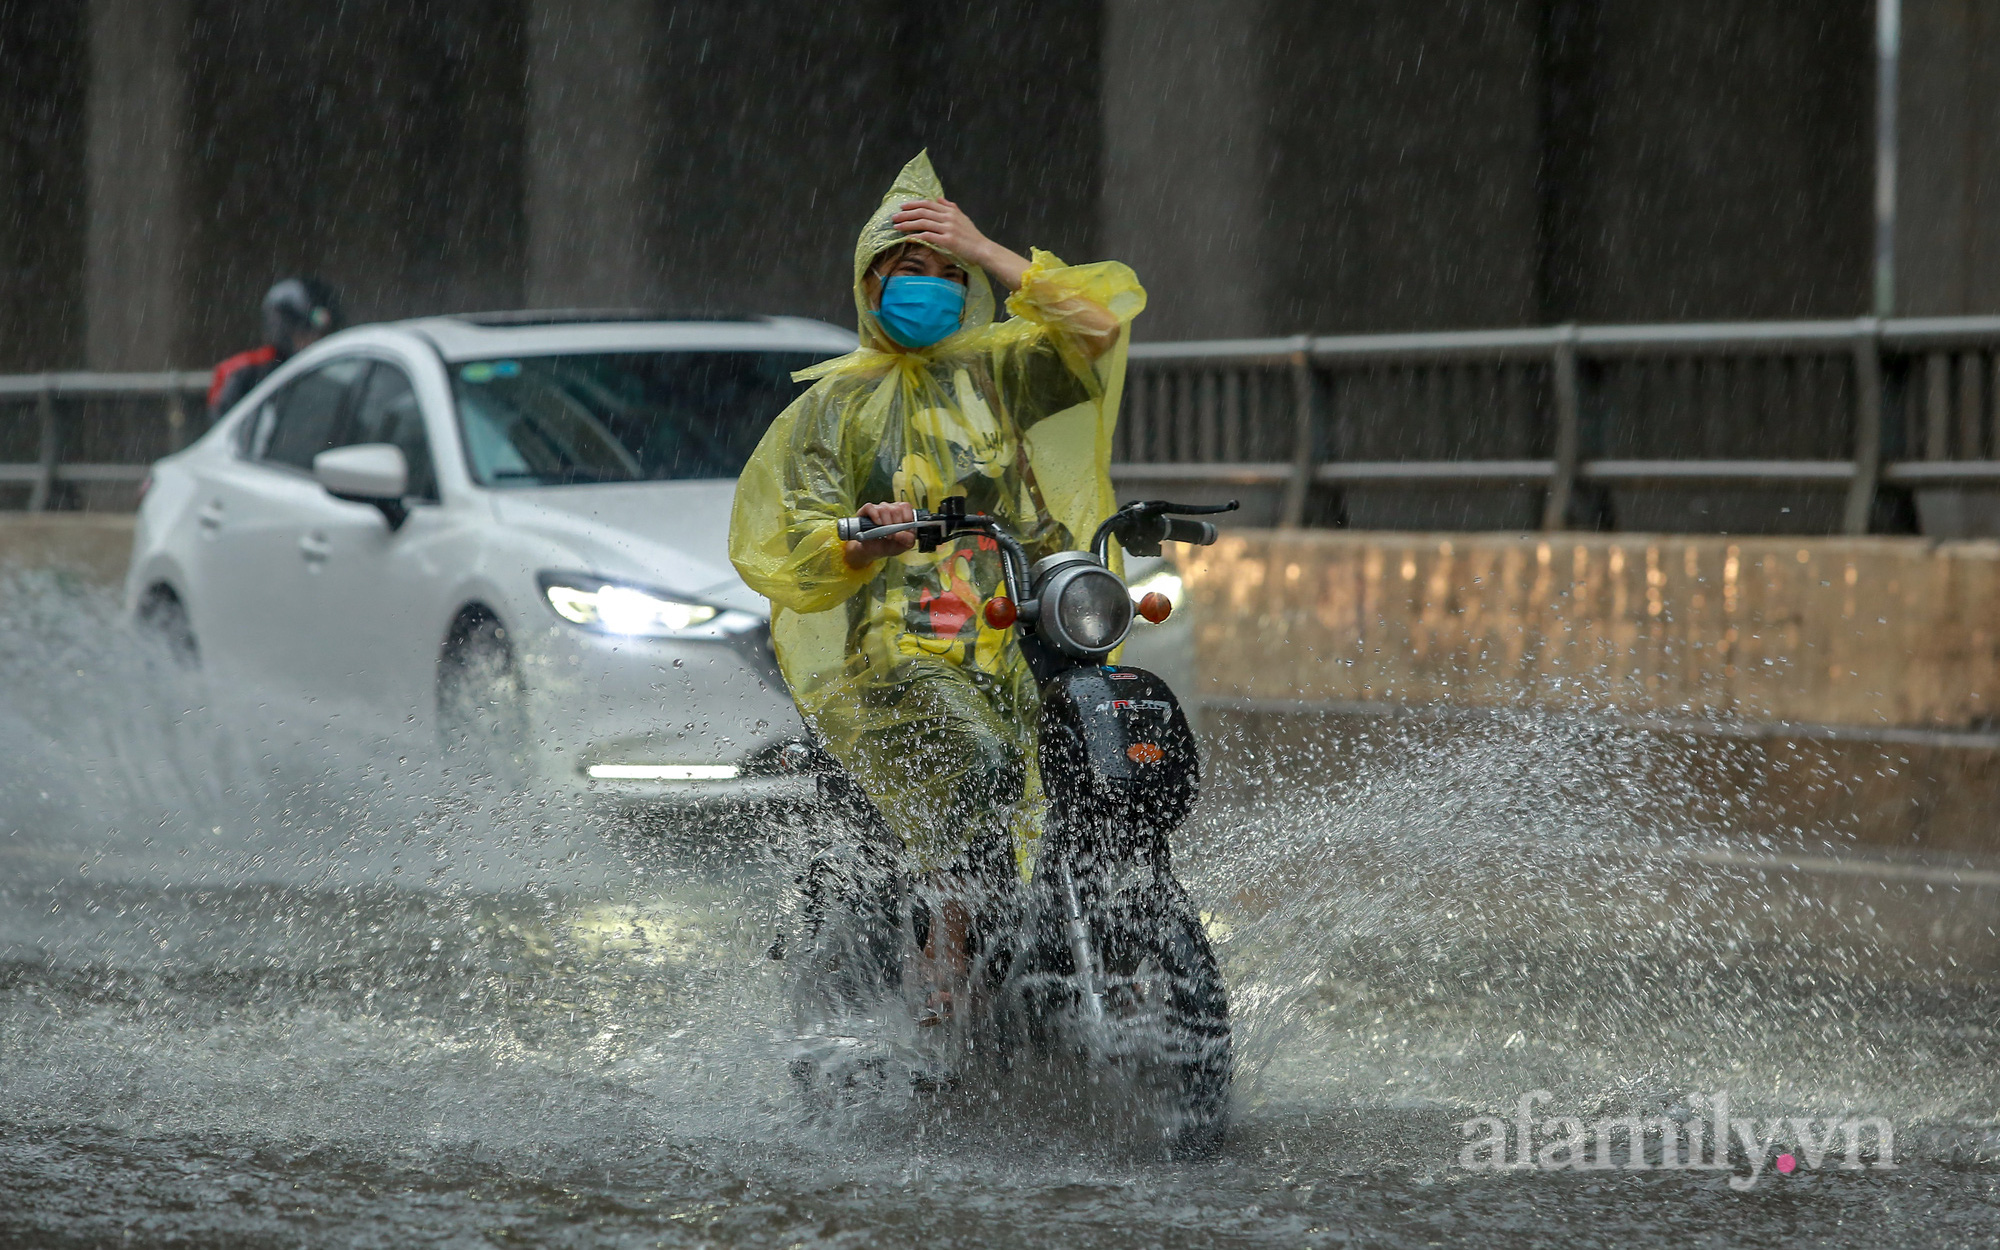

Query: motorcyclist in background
[728,152,1145,1024]
[206,277,342,420]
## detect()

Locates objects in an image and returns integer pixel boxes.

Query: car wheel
[438,613,532,787]
[136,586,199,670]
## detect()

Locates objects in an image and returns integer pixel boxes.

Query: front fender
[1037,665,1199,833]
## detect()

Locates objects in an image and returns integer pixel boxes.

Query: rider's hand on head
[890,198,1115,355]
[843,500,918,569]
[890,198,1030,291]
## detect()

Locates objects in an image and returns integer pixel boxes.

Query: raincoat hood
[850,151,995,354]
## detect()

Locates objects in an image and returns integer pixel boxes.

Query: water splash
[3,572,1997,1244]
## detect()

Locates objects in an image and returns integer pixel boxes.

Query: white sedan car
[126,312,854,804]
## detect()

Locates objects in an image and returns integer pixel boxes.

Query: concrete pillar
[84,0,187,369]
[1896,0,2000,315]
[1260,0,1543,336]
[525,0,656,308]
[0,4,85,371]
[1100,0,1267,341]
[1542,2,1871,323]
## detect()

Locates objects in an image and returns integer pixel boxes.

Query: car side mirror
[314,443,410,530]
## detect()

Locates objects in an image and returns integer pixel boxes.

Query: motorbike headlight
[1042,564,1133,658]
[539,573,756,639]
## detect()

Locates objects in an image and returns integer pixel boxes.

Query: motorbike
[780,496,1238,1158]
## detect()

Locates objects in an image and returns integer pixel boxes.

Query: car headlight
[538,573,757,639]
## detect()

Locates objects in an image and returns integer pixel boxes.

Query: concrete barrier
[1185,530,2000,727]
[1182,530,2000,858]
[0,514,135,586]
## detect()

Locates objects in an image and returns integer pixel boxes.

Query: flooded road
[5,572,2000,1248]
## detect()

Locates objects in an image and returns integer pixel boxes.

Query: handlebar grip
[836,516,873,542]
[1163,517,1218,546]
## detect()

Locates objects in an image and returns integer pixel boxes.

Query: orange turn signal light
[983,596,1018,629]
[1127,742,1164,764]
[1137,592,1173,624]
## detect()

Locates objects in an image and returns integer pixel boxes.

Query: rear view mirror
[314,443,410,529]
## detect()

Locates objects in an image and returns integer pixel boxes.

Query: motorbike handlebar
[835,506,1033,603]
[1092,499,1237,560]
[1163,517,1219,547]
[836,498,1233,593]
[842,500,1233,547]
[836,514,942,542]
[1108,513,1220,551]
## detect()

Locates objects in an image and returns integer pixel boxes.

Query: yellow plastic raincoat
[728,152,1146,868]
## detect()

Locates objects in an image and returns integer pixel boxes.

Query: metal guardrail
[1116,315,2000,532]
[0,372,207,509]
[9,316,2000,529]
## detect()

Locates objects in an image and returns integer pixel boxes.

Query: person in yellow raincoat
[728,152,1144,1009]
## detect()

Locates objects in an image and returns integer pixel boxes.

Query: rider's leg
[921,887,972,979]
[816,661,1028,1016]
[912,821,1017,1020]
[826,660,1028,863]
[908,757,1017,1022]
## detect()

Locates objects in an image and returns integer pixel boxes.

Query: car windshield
[450,350,826,486]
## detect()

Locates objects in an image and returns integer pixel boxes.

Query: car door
[183,357,368,707]
[289,358,454,730]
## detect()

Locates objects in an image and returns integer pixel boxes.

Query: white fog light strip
[586,764,741,781]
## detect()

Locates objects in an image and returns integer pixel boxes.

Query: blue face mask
[876,275,966,348]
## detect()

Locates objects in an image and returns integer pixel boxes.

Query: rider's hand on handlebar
[842,501,918,569]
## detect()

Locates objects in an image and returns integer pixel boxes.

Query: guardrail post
[1539,325,1580,531]
[1279,337,1315,529]
[1844,317,1883,535]
[1924,350,1951,460]
[27,380,57,512]
[167,386,188,451]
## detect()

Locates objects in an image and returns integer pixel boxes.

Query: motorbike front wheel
[1092,883,1233,1158]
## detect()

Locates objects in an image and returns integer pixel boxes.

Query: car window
[449,351,823,487]
[245,359,368,472]
[344,363,438,501]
